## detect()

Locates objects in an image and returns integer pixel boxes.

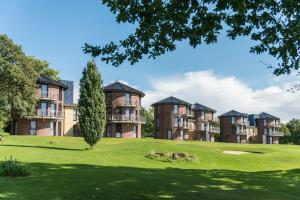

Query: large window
[174,105,179,115]
[174,117,179,128]
[30,120,37,135]
[73,108,78,121]
[125,93,131,105]
[41,84,48,98]
[40,102,48,116]
[50,103,56,117]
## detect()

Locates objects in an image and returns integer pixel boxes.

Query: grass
[0,136,300,200]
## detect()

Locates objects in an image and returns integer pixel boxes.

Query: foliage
[84,1,300,76]
[0,156,30,177]
[141,107,154,137]
[78,60,106,149]
[286,119,300,144]
[28,56,59,80]
[0,34,37,127]
[146,150,198,162]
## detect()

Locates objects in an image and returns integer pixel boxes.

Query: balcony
[209,127,220,133]
[236,129,248,135]
[107,114,145,123]
[107,100,140,108]
[267,123,281,128]
[35,110,63,119]
[182,110,194,118]
[39,92,59,101]
[179,122,195,130]
[269,131,284,137]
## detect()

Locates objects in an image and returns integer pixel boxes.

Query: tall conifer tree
[78,60,106,148]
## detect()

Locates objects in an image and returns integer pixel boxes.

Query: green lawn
[1,136,300,200]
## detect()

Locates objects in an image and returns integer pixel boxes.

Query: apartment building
[152,96,195,140]
[104,81,145,138]
[256,112,283,144]
[14,75,70,136]
[192,103,219,142]
[219,110,250,143]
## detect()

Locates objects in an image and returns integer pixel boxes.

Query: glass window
[59,88,62,101]
[73,108,78,121]
[201,122,205,131]
[50,103,56,117]
[174,117,179,128]
[232,117,235,124]
[156,117,160,127]
[201,111,205,120]
[106,93,112,105]
[264,119,267,126]
[40,102,47,116]
[30,120,36,130]
[41,84,48,97]
[125,93,131,104]
[174,105,179,115]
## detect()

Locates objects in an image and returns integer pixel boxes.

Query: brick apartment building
[219,110,282,144]
[14,75,79,136]
[104,81,145,138]
[192,103,219,142]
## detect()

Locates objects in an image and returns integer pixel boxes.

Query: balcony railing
[179,121,195,130]
[182,110,194,117]
[209,127,220,133]
[36,110,63,118]
[268,123,281,128]
[107,100,140,107]
[40,92,59,100]
[236,129,248,135]
[269,131,284,136]
[107,114,145,123]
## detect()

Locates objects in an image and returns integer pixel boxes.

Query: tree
[84,1,300,76]
[141,107,154,137]
[286,119,300,144]
[0,34,37,132]
[78,60,106,149]
[28,57,60,80]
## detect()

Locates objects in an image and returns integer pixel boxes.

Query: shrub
[146,151,198,162]
[0,156,30,177]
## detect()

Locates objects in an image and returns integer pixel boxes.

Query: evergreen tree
[78,60,106,149]
[141,107,154,137]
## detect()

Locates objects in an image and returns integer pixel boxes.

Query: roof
[192,103,216,113]
[38,75,68,89]
[258,112,280,120]
[151,96,192,106]
[219,110,248,118]
[104,81,145,97]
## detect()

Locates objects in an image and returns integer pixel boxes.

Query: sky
[0,0,299,121]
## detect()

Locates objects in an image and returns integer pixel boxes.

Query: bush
[0,156,30,177]
[0,132,10,142]
[146,150,198,162]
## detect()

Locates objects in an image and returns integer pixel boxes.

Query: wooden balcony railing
[35,110,63,118]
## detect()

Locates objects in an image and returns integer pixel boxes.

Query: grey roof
[259,112,280,120]
[219,110,248,118]
[104,81,145,97]
[151,96,192,106]
[192,103,216,113]
[38,75,68,89]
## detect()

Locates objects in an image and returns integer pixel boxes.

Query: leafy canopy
[78,60,106,148]
[84,0,300,76]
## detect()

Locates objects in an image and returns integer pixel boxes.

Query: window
[106,92,112,105]
[59,88,62,101]
[264,119,267,126]
[264,128,267,135]
[231,117,235,124]
[125,109,131,120]
[200,111,205,120]
[73,108,78,121]
[125,93,131,105]
[156,130,160,138]
[41,84,48,97]
[174,105,179,115]
[201,122,205,131]
[174,117,179,128]
[50,120,55,136]
[135,110,138,121]
[156,106,160,115]
[30,120,37,135]
[156,117,160,127]
[40,102,47,116]
[50,103,56,117]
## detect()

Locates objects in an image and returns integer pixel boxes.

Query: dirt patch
[222,150,250,155]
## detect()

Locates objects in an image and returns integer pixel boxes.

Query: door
[269,136,273,144]
[106,125,112,137]
[116,124,122,138]
[237,135,240,143]
[180,130,183,140]
[167,130,172,140]
[50,120,55,136]
[125,109,131,121]
[263,135,267,144]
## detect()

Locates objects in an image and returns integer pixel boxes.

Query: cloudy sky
[1,0,300,122]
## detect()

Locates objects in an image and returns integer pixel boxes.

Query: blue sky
[1,0,299,120]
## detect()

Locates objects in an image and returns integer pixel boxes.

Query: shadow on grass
[0,163,300,200]
[0,144,83,151]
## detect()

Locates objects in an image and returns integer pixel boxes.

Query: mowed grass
[1,136,300,200]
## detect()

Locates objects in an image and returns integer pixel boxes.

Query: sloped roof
[259,112,280,120]
[192,103,216,113]
[151,96,192,106]
[38,75,68,89]
[219,110,248,118]
[104,81,145,97]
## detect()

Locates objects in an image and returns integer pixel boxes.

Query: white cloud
[142,70,300,122]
